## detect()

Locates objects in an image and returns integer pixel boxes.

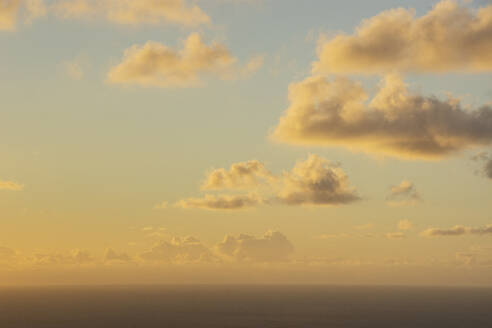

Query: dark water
[1,285,492,327]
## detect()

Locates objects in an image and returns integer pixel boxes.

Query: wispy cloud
[421,224,492,237]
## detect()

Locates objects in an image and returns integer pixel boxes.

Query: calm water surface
[1,285,492,327]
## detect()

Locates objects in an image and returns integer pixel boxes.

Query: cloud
[140,236,215,263]
[33,249,94,265]
[472,152,492,179]
[272,74,492,159]
[276,154,360,206]
[173,154,360,210]
[62,56,87,80]
[0,0,46,31]
[201,160,273,190]
[469,224,492,235]
[0,246,16,259]
[241,55,264,77]
[386,232,406,239]
[0,180,24,191]
[456,252,477,266]
[52,0,209,26]
[24,0,45,22]
[108,33,260,87]
[216,230,294,262]
[0,0,20,31]
[398,219,413,231]
[316,233,351,239]
[176,193,261,210]
[421,224,492,237]
[103,248,132,263]
[386,180,421,206]
[153,201,168,209]
[354,223,373,230]
[314,1,492,74]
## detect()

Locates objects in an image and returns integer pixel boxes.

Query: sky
[1,0,492,286]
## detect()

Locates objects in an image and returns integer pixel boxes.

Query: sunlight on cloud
[398,219,413,231]
[421,224,492,237]
[0,180,24,191]
[0,0,45,30]
[140,236,216,263]
[52,0,209,26]
[216,230,294,262]
[0,0,20,31]
[385,232,406,239]
[107,33,261,87]
[201,160,274,190]
[314,0,492,74]
[272,74,492,159]
[176,193,262,210]
[276,154,360,206]
[173,155,360,210]
[386,180,421,206]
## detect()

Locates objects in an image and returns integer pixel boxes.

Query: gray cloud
[176,193,261,210]
[421,224,492,237]
[103,248,132,263]
[314,1,492,74]
[386,180,421,206]
[472,152,492,179]
[272,74,492,159]
[33,249,94,265]
[216,230,294,262]
[140,236,215,263]
[386,232,406,239]
[276,154,360,206]
[202,160,273,190]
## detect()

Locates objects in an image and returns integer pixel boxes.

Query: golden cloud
[140,236,216,263]
[272,74,492,159]
[421,224,492,237]
[107,33,260,87]
[0,0,45,30]
[176,193,262,210]
[386,180,421,206]
[201,160,273,190]
[216,230,294,262]
[276,154,360,206]
[52,0,209,26]
[0,0,21,30]
[314,0,492,74]
[173,155,360,210]
[0,180,24,191]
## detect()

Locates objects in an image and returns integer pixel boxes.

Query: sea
[1,285,492,327]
